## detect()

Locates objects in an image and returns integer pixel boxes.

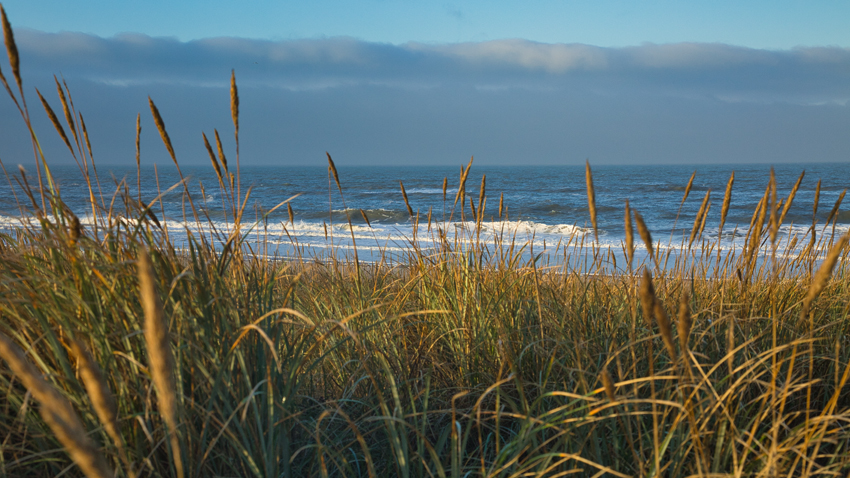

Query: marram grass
[1,6,850,477]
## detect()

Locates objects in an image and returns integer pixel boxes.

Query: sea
[1,162,848,269]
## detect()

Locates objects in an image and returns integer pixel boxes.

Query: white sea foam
[1,212,847,268]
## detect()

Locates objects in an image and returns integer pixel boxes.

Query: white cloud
[11,29,850,104]
[410,40,609,72]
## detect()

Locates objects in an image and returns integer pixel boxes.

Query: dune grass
[1,6,850,477]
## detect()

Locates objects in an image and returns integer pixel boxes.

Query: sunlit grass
[1,5,849,477]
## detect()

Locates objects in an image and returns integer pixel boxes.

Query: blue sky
[5,0,850,48]
[1,1,850,166]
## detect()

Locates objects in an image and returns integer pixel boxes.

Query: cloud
[12,29,850,103]
[410,41,609,73]
[3,30,850,168]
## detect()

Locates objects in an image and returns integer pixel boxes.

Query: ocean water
[1,162,847,267]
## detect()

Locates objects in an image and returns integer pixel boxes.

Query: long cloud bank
[2,30,850,167]
[14,29,850,104]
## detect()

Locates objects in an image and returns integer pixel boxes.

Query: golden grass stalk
[478,197,487,224]
[585,160,598,241]
[800,233,848,320]
[601,369,616,402]
[0,332,114,478]
[624,200,634,269]
[36,89,74,154]
[70,340,135,478]
[698,200,711,239]
[412,210,420,239]
[230,69,239,133]
[80,113,93,166]
[813,179,821,224]
[688,190,710,248]
[147,98,184,180]
[778,171,804,226]
[135,113,141,200]
[719,171,734,234]
[137,248,184,478]
[823,189,846,227]
[69,214,81,245]
[639,269,655,328]
[498,192,504,219]
[202,132,224,187]
[746,187,769,270]
[727,314,735,375]
[327,152,342,195]
[213,129,228,172]
[289,203,296,225]
[634,210,654,265]
[55,76,78,147]
[400,181,414,216]
[1,5,21,93]
[450,157,474,221]
[743,192,764,253]
[654,301,677,363]
[442,177,447,202]
[677,290,691,356]
[477,174,486,217]
[769,168,779,245]
[681,171,696,204]
[468,196,476,221]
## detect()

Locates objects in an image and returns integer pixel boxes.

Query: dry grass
[0,333,113,478]
[1,6,850,477]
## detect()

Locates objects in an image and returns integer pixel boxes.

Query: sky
[1,1,850,167]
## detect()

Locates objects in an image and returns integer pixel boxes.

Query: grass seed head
[400,181,414,216]
[69,214,81,245]
[802,233,849,318]
[37,88,73,152]
[135,113,141,171]
[477,175,486,219]
[654,301,677,362]
[639,269,656,328]
[769,168,779,245]
[824,189,846,226]
[0,332,114,478]
[230,69,239,136]
[682,171,696,204]
[634,210,654,263]
[1,5,21,91]
[624,200,634,267]
[137,247,183,478]
[148,97,178,166]
[677,290,692,354]
[585,160,598,241]
[55,76,77,142]
[719,171,734,233]
[202,132,224,186]
[214,129,228,172]
[80,113,93,160]
[70,340,132,474]
[813,179,821,223]
[499,192,504,218]
[601,369,616,402]
[327,152,342,194]
[689,190,711,248]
